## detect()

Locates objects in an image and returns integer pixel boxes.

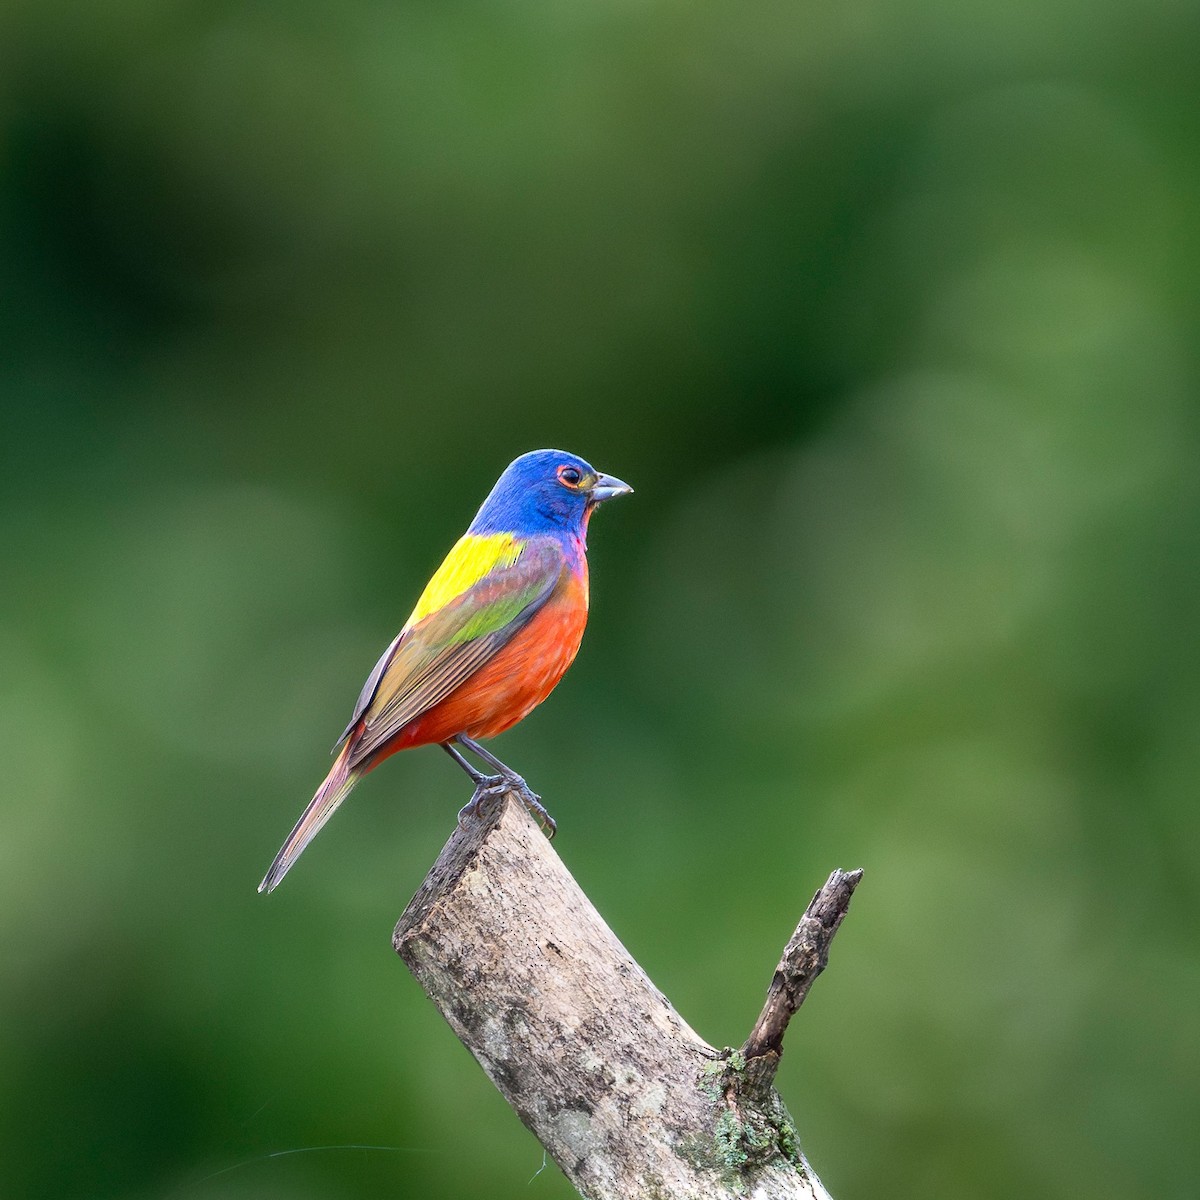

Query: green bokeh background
[2,2,1197,1198]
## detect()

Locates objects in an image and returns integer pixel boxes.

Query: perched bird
[258,449,632,893]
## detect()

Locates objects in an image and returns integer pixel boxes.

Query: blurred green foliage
[2,1,1198,1198]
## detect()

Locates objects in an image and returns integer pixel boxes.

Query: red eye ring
[557,465,583,487]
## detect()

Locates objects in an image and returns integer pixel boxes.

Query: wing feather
[334,630,404,749]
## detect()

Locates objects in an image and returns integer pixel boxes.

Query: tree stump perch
[394,793,861,1199]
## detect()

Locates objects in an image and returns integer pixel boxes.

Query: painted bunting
[258,449,632,893]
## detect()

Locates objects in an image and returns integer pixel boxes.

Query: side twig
[740,869,863,1093]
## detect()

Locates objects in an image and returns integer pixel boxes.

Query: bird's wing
[343,536,567,767]
[333,530,530,748]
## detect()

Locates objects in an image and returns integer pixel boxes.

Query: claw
[456,776,507,831]
[515,785,557,839]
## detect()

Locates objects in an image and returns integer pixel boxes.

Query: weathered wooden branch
[394,793,860,1199]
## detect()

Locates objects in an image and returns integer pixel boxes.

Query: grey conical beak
[590,472,634,503]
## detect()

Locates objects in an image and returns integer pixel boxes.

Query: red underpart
[356,567,590,769]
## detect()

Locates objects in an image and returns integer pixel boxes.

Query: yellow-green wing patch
[403,532,522,631]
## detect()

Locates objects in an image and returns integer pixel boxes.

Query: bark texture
[394,793,856,1200]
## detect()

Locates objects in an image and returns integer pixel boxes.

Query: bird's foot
[455,773,557,839]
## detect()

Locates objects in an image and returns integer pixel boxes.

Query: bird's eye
[558,465,583,487]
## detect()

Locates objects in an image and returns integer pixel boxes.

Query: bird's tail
[258,742,361,894]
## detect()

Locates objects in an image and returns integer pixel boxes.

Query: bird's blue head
[469,449,633,538]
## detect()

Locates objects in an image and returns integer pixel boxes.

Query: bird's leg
[452,734,557,838]
[441,742,508,830]
[442,740,502,788]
